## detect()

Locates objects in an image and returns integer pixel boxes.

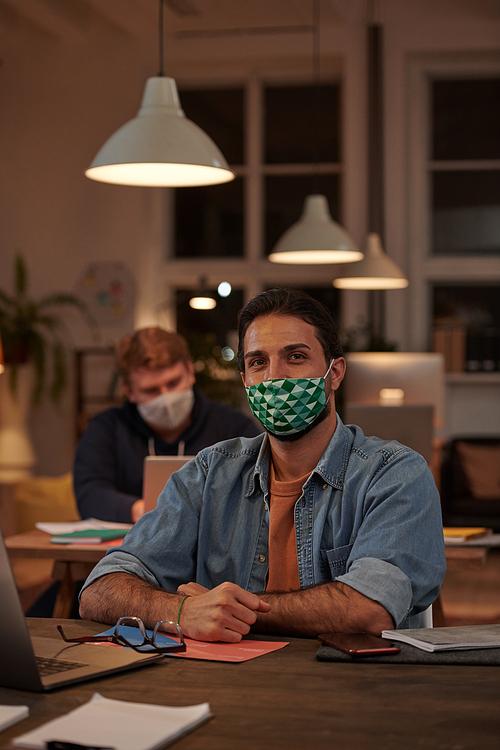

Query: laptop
[0,530,162,691]
[142,456,195,514]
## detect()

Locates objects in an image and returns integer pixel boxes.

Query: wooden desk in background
[0,619,499,750]
[5,530,118,618]
[432,543,492,626]
[5,530,493,623]
[445,543,490,570]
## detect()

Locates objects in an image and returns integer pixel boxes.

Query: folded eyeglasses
[57,616,186,654]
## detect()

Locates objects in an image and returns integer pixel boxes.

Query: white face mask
[137,388,194,432]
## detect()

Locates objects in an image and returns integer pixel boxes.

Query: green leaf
[0,253,94,403]
[0,289,16,310]
[35,314,62,332]
[37,292,87,310]
[14,254,27,297]
[29,332,46,405]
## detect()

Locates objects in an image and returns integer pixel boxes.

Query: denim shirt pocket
[320,544,354,580]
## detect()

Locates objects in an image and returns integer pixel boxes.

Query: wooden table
[5,529,494,627]
[0,618,499,750]
[5,530,120,618]
[444,543,490,570]
[5,529,495,622]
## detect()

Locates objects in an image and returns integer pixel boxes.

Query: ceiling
[1,0,498,51]
[0,0,350,45]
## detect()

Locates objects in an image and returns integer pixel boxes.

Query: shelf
[446,373,500,385]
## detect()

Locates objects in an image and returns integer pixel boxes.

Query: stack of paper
[36,519,133,545]
[443,527,490,543]
[50,529,129,544]
[13,694,211,750]
[382,624,500,652]
[0,706,29,733]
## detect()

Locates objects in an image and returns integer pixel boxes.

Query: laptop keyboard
[36,656,85,676]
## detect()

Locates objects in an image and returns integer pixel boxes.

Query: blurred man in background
[74,327,260,523]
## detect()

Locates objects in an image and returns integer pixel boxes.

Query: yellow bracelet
[177,595,189,625]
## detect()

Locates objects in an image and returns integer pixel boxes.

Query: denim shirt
[81,416,446,629]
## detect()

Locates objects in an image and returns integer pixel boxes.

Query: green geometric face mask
[245,360,334,436]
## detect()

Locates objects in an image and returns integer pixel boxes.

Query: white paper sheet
[0,705,29,732]
[13,693,210,750]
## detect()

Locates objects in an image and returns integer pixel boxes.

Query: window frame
[407,52,500,353]
[158,73,346,332]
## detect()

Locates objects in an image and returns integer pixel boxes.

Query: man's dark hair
[236,288,343,372]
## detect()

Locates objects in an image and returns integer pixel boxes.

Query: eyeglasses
[57,616,186,654]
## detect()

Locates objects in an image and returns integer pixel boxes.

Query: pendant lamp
[189,278,217,310]
[333,23,408,290]
[269,194,363,264]
[85,1,234,187]
[189,295,217,310]
[268,0,361,264]
[333,233,409,289]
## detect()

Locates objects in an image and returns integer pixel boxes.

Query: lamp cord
[158,0,165,76]
[312,0,321,195]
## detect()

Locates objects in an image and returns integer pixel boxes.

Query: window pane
[176,287,244,348]
[179,88,244,165]
[265,84,340,164]
[432,285,500,372]
[265,174,340,256]
[174,179,244,258]
[432,79,500,161]
[176,288,245,407]
[431,171,500,256]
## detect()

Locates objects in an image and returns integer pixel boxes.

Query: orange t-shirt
[266,462,312,592]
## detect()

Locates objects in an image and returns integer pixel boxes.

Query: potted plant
[0,254,93,404]
[0,254,95,479]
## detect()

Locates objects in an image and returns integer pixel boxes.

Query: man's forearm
[80,573,271,643]
[79,572,182,629]
[253,581,394,637]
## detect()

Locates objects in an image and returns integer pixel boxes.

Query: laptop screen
[142,456,195,513]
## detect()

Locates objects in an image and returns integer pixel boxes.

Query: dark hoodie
[73,388,260,523]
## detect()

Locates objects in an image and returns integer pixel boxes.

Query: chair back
[420,605,433,628]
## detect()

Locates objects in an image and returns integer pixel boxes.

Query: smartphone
[318,633,401,656]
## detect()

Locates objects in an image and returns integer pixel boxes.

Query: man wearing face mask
[73,327,260,523]
[80,289,445,639]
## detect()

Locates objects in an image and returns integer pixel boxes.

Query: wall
[0,31,166,474]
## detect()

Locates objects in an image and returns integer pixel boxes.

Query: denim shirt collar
[246,413,354,498]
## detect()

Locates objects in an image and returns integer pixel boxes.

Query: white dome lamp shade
[268,3,362,266]
[85,76,235,187]
[189,277,217,310]
[333,233,408,289]
[189,295,216,311]
[268,194,363,264]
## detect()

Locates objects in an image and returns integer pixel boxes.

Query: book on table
[50,528,130,544]
[381,624,500,652]
[443,527,490,543]
[37,518,133,544]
